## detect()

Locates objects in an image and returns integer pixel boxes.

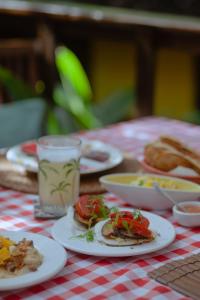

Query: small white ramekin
[173,201,200,227]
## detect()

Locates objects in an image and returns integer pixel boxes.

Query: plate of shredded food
[51,196,175,257]
[6,139,123,175]
[0,231,67,291]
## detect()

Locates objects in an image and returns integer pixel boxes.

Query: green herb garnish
[133,209,141,219]
[99,205,109,219]
[122,220,129,231]
[88,214,98,228]
[113,212,120,227]
[72,229,95,242]
[86,195,109,221]
[89,194,103,201]
[110,206,119,213]
[85,229,95,242]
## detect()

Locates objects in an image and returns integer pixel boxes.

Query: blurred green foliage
[0,46,135,134]
[183,110,200,125]
[0,67,36,100]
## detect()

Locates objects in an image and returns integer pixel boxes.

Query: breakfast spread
[74,195,110,228]
[144,135,200,175]
[97,209,155,246]
[0,236,43,278]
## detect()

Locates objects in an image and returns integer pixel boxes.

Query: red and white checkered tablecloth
[1,117,200,300]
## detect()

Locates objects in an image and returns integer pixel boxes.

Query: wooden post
[135,29,157,116]
[37,21,56,101]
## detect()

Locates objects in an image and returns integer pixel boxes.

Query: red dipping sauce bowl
[173,201,200,227]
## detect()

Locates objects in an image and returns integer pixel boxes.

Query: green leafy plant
[0,46,135,134]
[55,46,92,104]
[52,46,102,132]
[0,66,36,100]
[52,46,135,133]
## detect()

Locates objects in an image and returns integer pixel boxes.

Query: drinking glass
[37,135,81,217]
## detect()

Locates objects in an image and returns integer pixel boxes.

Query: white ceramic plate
[0,231,67,291]
[6,139,123,175]
[51,208,175,257]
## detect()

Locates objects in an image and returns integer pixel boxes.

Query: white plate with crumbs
[7,139,123,175]
[0,231,67,291]
[51,208,176,257]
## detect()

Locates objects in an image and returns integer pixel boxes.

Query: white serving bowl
[173,201,200,227]
[99,173,200,210]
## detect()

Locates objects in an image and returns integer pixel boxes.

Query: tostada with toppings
[74,195,110,228]
[96,209,155,246]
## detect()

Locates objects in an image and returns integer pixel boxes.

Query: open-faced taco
[74,195,110,228]
[97,209,155,246]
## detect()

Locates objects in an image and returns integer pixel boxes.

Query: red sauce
[179,205,200,213]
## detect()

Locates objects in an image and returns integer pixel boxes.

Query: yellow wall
[155,49,195,119]
[90,39,136,102]
[90,39,195,119]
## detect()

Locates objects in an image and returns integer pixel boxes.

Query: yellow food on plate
[0,236,15,266]
[0,236,14,248]
[0,236,43,278]
[106,174,199,190]
[132,176,186,189]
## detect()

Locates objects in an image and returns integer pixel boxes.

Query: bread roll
[144,136,200,174]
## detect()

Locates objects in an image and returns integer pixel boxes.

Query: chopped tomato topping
[110,210,152,238]
[75,195,108,220]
